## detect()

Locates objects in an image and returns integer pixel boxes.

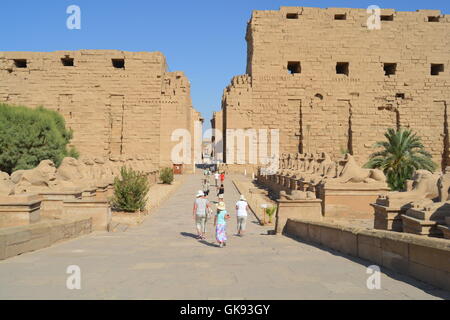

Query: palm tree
[364,128,437,191]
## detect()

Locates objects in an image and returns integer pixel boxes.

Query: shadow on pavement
[180,232,220,248]
[199,240,220,248]
[180,232,198,239]
[285,233,450,300]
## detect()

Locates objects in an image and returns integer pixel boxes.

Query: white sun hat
[217,202,226,211]
[240,195,246,201]
[196,190,204,197]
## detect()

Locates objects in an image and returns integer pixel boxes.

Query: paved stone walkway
[0,174,448,299]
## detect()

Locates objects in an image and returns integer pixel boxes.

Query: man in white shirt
[235,195,248,236]
[214,172,220,187]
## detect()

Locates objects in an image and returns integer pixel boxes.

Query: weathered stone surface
[0,50,201,171]
[0,198,41,228]
[333,154,386,184]
[54,157,86,191]
[11,160,58,194]
[275,197,322,234]
[401,214,440,236]
[371,169,446,235]
[0,172,14,196]
[216,7,450,172]
[62,199,111,231]
[376,170,440,209]
[372,204,403,231]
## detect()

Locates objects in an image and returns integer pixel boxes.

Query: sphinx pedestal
[401,202,450,237]
[0,194,41,228]
[274,198,322,234]
[318,182,390,219]
[371,204,404,232]
[401,215,441,236]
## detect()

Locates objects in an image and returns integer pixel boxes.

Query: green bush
[111,166,150,212]
[160,167,174,184]
[265,206,277,223]
[0,104,79,174]
[364,128,437,191]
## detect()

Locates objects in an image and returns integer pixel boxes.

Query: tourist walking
[202,178,210,197]
[217,183,224,200]
[193,190,211,240]
[214,201,230,248]
[220,172,225,184]
[214,171,220,187]
[235,195,249,236]
[208,168,213,184]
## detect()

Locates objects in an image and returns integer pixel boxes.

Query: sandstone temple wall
[0,50,199,170]
[219,7,450,169]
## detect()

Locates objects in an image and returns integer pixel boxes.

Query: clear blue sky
[1,0,448,129]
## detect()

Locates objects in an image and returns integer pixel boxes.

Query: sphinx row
[0,156,159,230]
[257,151,450,239]
[277,152,387,185]
[373,168,450,239]
[257,152,389,220]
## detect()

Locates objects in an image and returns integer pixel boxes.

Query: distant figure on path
[214,201,230,248]
[202,178,210,197]
[214,171,220,187]
[193,190,211,240]
[235,195,249,236]
[208,169,213,184]
[220,172,225,184]
[217,183,224,200]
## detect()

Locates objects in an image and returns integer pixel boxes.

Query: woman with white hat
[193,190,211,240]
[214,201,230,248]
[235,194,249,237]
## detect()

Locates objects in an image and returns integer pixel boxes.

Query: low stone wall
[285,218,450,292]
[39,196,111,231]
[61,200,111,231]
[0,217,92,260]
